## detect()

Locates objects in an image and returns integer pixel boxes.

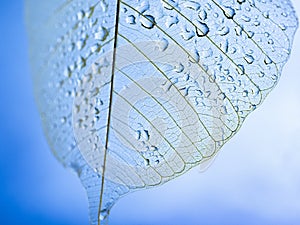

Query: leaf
[25,0,298,224]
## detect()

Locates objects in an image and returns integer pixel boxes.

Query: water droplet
[99,209,109,221]
[76,39,86,50]
[145,158,150,166]
[141,130,150,141]
[137,1,150,14]
[247,31,254,38]
[189,49,200,63]
[263,11,270,19]
[126,15,136,24]
[221,105,228,114]
[244,54,254,64]
[259,71,265,78]
[61,117,67,124]
[94,107,100,115]
[77,10,85,20]
[195,21,209,37]
[264,32,270,37]
[174,63,184,73]
[222,6,236,19]
[234,26,243,36]
[165,15,179,28]
[237,64,245,75]
[251,104,257,110]
[264,56,273,65]
[218,26,230,36]
[268,39,274,45]
[94,27,109,41]
[221,39,229,53]
[279,23,287,31]
[271,74,278,81]
[63,67,72,77]
[156,38,169,52]
[140,15,156,29]
[183,1,200,11]
[201,48,213,58]
[227,75,234,82]
[198,9,207,20]
[242,90,248,97]
[241,15,251,22]
[76,56,86,70]
[254,20,261,26]
[135,130,141,140]
[180,27,195,41]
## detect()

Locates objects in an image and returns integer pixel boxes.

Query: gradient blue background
[0,1,299,225]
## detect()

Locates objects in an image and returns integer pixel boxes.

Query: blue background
[1,1,300,225]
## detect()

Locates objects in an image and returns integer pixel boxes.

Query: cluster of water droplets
[26,0,298,224]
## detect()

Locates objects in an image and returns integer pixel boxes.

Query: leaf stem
[98,0,121,224]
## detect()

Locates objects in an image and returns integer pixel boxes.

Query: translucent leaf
[25,0,298,224]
